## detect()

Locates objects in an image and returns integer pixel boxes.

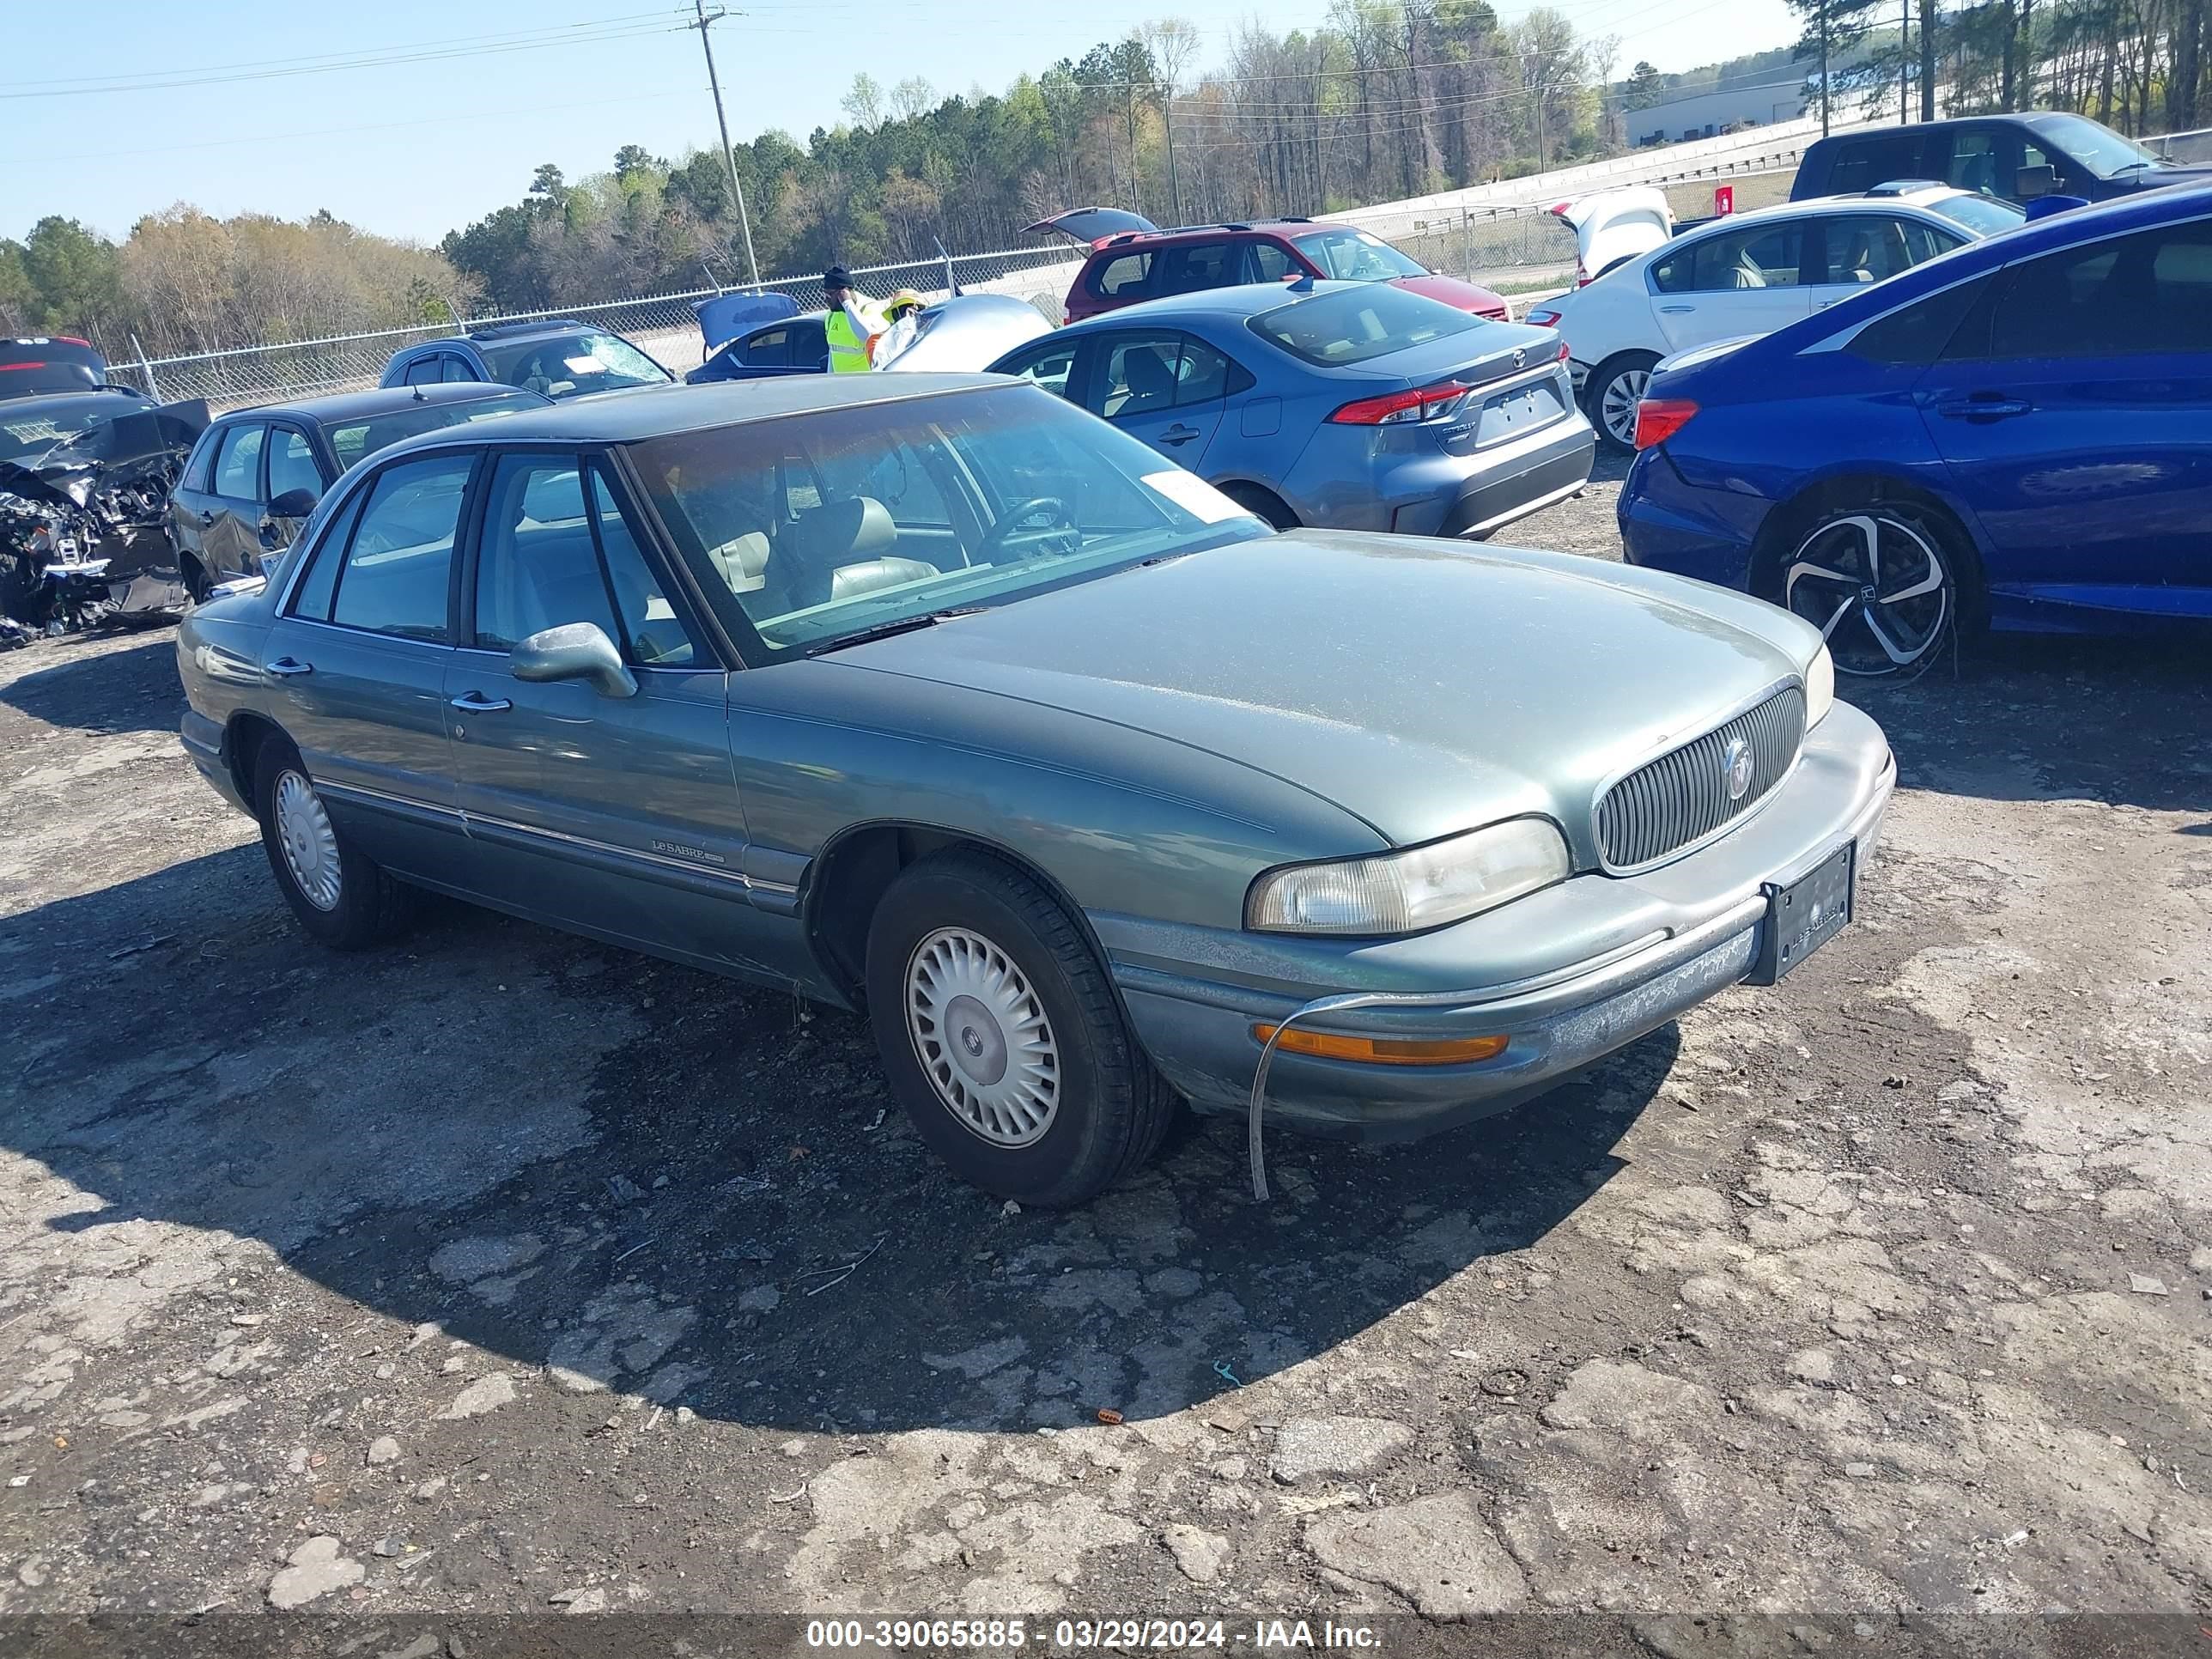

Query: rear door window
[1820,131,1935,193]
[1653,224,1806,293]
[319,453,474,641]
[1956,218,2212,359]
[211,423,266,500]
[1152,241,1237,295]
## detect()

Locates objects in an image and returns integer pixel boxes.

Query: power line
[0,14,688,100]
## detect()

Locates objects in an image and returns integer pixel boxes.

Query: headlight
[1805,644,1835,729]
[1246,818,1571,936]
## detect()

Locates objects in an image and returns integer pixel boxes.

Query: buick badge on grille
[1722,736,1754,802]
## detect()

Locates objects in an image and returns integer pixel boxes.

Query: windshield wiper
[2110,159,2162,174]
[805,606,987,656]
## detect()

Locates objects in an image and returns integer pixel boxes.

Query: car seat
[762,496,933,611]
[1114,347,1177,415]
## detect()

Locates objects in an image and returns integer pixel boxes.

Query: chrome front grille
[1595,687,1806,869]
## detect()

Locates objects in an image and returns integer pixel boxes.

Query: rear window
[1246,285,1481,367]
[325,392,542,473]
[1919,194,2027,238]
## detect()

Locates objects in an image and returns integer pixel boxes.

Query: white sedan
[1528,184,2025,449]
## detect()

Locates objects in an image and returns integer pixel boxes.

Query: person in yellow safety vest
[822,265,884,373]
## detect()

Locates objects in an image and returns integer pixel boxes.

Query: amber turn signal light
[1251,1025,1510,1066]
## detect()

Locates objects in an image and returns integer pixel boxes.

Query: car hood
[1389,272,1508,313]
[836,531,1815,859]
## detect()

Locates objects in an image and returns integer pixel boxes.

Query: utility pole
[1814,1,1831,137]
[690,0,762,289]
[1902,0,1911,122]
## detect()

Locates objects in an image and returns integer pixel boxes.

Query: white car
[1528,183,2027,449]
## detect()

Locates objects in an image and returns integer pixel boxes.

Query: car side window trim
[453,443,726,672]
[282,447,485,643]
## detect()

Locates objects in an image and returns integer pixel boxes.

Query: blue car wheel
[1781,504,1960,683]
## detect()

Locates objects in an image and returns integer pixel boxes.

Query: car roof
[369,374,1011,462]
[460,318,602,344]
[1089,218,1326,252]
[0,388,152,421]
[216,383,544,425]
[1057,278,1357,327]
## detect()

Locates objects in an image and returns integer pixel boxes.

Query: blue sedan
[988,280,1595,538]
[1617,184,2212,679]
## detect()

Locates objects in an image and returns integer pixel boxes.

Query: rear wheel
[252,736,410,949]
[1584,352,1660,453]
[1781,504,1964,684]
[865,851,1176,1206]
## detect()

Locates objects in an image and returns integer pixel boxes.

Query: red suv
[1025,210,1511,325]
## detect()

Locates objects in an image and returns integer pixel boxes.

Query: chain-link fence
[106,245,1085,413]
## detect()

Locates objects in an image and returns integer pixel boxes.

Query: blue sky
[3,0,1797,248]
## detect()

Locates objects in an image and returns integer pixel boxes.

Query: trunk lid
[1022,208,1158,246]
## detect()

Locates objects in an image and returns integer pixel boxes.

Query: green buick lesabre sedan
[175,375,1893,1206]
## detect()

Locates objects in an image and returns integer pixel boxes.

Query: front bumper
[1107,701,1894,1140]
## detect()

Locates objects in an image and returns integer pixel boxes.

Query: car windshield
[1920,193,2027,237]
[1293,228,1428,282]
[324,391,544,472]
[0,398,141,465]
[629,386,1270,656]
[479,331,671,397]
[1248,283,1480,366]
[2034,112,2165,178]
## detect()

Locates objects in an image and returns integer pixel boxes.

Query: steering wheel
[978,496,1075,561]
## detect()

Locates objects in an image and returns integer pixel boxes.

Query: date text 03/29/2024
[803,1619,1382,1650]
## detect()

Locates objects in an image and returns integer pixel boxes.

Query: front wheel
[865,851,1176,1206]
[253,737,410,949]
[1781,505,1962,683]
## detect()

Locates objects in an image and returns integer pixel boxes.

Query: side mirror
[2014,163,2055,200]
[268,487,319,519]
[510,622,637,699]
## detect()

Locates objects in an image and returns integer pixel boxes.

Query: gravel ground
[2,473,2209,1636]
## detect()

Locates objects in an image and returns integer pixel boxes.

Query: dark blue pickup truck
[1792,111,2212,207]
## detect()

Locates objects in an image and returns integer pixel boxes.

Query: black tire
[1218,482,1298,531]
[252,735,410,949]
[1776,501,1971,684]
[864,850,1176,1207]
[1584,351,1661,453]
[181,555,211,605]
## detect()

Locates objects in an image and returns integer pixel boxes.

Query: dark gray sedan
[175,376,1893,1206]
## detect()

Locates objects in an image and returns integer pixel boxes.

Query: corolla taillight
[1328,380,1474,426]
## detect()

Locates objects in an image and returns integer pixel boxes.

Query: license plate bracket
[1748,840,1855,985]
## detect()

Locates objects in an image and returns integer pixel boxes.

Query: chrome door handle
[1658,304,1694,313]
[264,658,313,678]
[449,691,513,713]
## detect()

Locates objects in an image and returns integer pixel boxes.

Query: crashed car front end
[0,399,209,632]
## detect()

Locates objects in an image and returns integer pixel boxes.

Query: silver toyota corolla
[175,376,1893,1206]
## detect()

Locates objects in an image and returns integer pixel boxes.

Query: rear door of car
[1801,212,1965,316]
[1082,330,1235,465]
[167,422,226,574]
[1645,221,1814,353]
[197,420,269,582]
[441,449,769,968]
[1918,213,2212,612]
[258,448,479,876]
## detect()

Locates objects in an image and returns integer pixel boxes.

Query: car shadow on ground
[8,841,1672,1435]
[0,631,180,736]
[1852,632,2211,813]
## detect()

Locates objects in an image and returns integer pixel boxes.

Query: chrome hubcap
[1784,512,1951,680]
[273,769,342,912]
[905,927,1059,1147]
[1601,367,1650,444]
